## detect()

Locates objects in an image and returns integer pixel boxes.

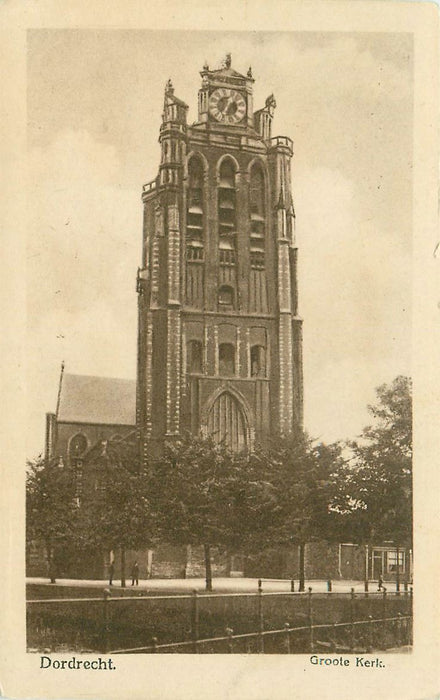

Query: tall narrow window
[187,339,203,374]
[249,164,266,269]
[186,158,204,261]
[69,433,87,501]
[250,345,266,377]
[218,159,237,266]
[219,343,235,376]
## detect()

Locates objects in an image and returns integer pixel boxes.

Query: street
[27,576,391,595]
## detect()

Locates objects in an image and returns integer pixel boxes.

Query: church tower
[137,56,303,456]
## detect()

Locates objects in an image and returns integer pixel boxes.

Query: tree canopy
[26,455,79,581]
[145,430,341,588]
[146,434,282,588]
[26,376,412,587]
[329,376,412,548]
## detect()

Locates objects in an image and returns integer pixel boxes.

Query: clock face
[208,88,246,124]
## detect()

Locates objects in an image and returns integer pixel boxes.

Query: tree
[259,431,342,590]
[146,434,278,590]
[77,437,155,586]
[26,456,78,582]
[329,376,412,588]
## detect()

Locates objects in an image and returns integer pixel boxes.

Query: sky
[26,29,413,457]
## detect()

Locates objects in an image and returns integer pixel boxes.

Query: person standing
[108,561,114,586]
[131,560,139,586]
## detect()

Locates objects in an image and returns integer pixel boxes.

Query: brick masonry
[137,60,303,453]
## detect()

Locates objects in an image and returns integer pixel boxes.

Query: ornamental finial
[247,66,253,78]
[265,94,276,109]
[165,78,174,96]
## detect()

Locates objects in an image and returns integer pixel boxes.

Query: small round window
[69,433,88,457]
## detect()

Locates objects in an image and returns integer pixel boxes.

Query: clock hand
[225,96,237,115]
[221,95,234,111]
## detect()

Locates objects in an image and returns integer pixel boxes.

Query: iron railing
[110,613,412,654]
[27,582,413,654]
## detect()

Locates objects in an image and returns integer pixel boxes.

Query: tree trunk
[395,543,400,592]
[47,541,56,584]
[204,543,213,591]
[120,546,126,588]
[364,543,370,591]
[299,543,305,592]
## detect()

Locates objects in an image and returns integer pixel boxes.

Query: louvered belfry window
[218,159,237,266]
[249,165,265,269]
[186,158,204,261]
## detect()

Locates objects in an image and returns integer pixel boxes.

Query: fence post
[257,588,264,653]
[151,636,158,653]
[382,587,387,619]
[258,578,263,593]
[350,588,355,652]
[290,579,295,592]
[102,588,111,653]
[327,579,332,593]
[405,616,411,646]
[364,579,369,597]
[226,627,234,653]
[397,612,403,647]
[284,622,291,654]
[381,587,387,649]
[191,589,199,653]
[307,587,314,653]
[367,615,374,653]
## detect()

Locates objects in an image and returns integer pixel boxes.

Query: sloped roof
[57,373,136,426]
[166,93,189,108]
[209,67,248,80]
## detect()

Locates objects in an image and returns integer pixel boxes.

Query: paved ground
[27,576,391,594]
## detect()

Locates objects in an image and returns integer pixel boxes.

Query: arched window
[186,157,204,261]
[249,164,266,269]
[207,392,247,452]
[250,345,266,377]
[218,285,234,310]
[218,159,237,265]
[219,343,235,376]
[69,433,87,458]
[187,339,203,374]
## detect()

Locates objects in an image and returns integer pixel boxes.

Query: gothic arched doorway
[206,391,248,452]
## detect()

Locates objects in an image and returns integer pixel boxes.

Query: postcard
[1,1,439,698]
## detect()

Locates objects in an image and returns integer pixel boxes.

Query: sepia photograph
[1,3,439,698]
[25,28,414,656]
